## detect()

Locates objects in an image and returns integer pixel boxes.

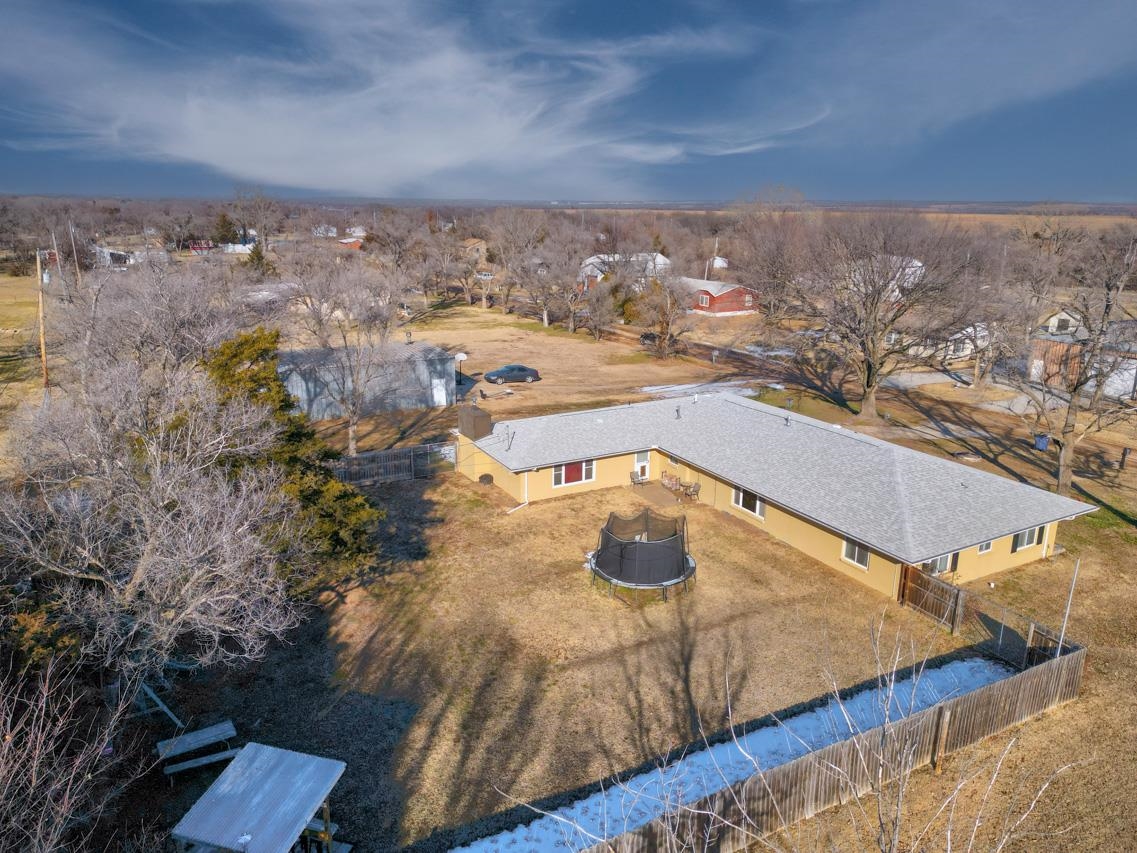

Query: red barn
[677,277,759,316]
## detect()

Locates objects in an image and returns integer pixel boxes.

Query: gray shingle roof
[473,393,1094,564]
[279,341,452,369]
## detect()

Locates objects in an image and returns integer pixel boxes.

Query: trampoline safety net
[590,508,695,588]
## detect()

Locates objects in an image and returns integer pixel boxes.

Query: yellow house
[456,394,1095,600]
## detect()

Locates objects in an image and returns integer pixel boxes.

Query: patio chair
[630,471,647,488]
[683,482,701,502]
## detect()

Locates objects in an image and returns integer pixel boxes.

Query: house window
[978,541,992,554]
[923,552,958,575]
[1055,318,1071,332]
[553,460,595,487]
[951,339,966,356]
[732,487,764,519]
[885,331,901,346]
[1011,525,1045,553]
[698,294,710,307]
[744,294,754,307]
[843,539,870,569]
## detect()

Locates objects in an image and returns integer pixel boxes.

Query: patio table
[171,743,345,853]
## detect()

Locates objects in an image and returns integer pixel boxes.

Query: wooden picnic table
[157,720,236,760]
[171,743,346,853]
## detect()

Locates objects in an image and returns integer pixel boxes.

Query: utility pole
[35,250,49,395]
[1056,558,1080,655]
[68,221,84,290]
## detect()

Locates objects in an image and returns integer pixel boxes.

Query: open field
[145,475,966,850]
[0,275,40,418]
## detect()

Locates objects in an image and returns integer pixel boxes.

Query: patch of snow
[640,380,755,398]
[744,345,796,360]
[453,657,1012,852]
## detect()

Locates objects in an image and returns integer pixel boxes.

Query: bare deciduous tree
[1003,226,1137,494]
[365,207,426,274]
[0,662,133,853]
[802,213,972,418]
[0,366,304,678]
[542,217,596,334]
[289,255,405,455]
[639,271,694,357]
[583,281,620,341]
[730,194,812,325]
[489,208,547,313]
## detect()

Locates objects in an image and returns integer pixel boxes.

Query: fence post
[1023,622,1036,670]
[931,705,952,775]
[950,587,966,636]
[898,564,908,606]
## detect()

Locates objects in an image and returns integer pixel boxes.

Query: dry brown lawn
[0,274,41,425]
[160,474,964,850]
[313,303,743,452]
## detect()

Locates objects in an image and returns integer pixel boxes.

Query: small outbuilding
[675,276,758,316]
[279,342,455,420]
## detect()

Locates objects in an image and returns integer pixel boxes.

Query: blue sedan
[485,364,541,384]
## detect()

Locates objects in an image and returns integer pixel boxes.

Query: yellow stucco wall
[455,434,525,503]
[943,524,1052,584]
[457,442,1056,598]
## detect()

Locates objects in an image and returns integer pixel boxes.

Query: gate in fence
[899,563,1071,668]
[328,441,455,486]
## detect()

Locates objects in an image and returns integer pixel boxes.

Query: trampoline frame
[586,508,697,600]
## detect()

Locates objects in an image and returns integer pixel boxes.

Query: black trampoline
[586,508,696,598]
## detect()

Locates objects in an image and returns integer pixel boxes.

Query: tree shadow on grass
[885,389,1052,485]
[1071,483,1137,529]
[414,639,985,852]
[779,354,856,413]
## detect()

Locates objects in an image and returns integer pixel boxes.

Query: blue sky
[2,0,1136,202]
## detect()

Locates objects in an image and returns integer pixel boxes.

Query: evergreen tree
[211,211,240,245]
[204,329,381,589]
[243,241,277,278]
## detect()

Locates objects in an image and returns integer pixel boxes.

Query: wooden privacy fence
[899,565,1069,669]
[899,564,964,631]
[327,441,454,486]
[581,645,1086,853]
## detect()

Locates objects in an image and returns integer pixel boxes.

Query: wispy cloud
[1,0,1135,198]
[746,0,1137,147]
[0,0,764,198]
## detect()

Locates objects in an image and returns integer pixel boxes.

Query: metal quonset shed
[279,342,456,420]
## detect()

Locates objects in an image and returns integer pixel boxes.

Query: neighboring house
[279,342,456,419]
[893,324,991,362]
[337,238,364,250]
[222,243,254,255]
[456,393,1093,599]
[1028,318,1137,400]
[346,225,368,239]
[188,240,215,255]
[712,256,729,270]
[579,252,671,290]
[92,245,170,268]
[1036,310,1082,336]
[839,255,925,303]
[675,276,758,316]
[312,224,338,238]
